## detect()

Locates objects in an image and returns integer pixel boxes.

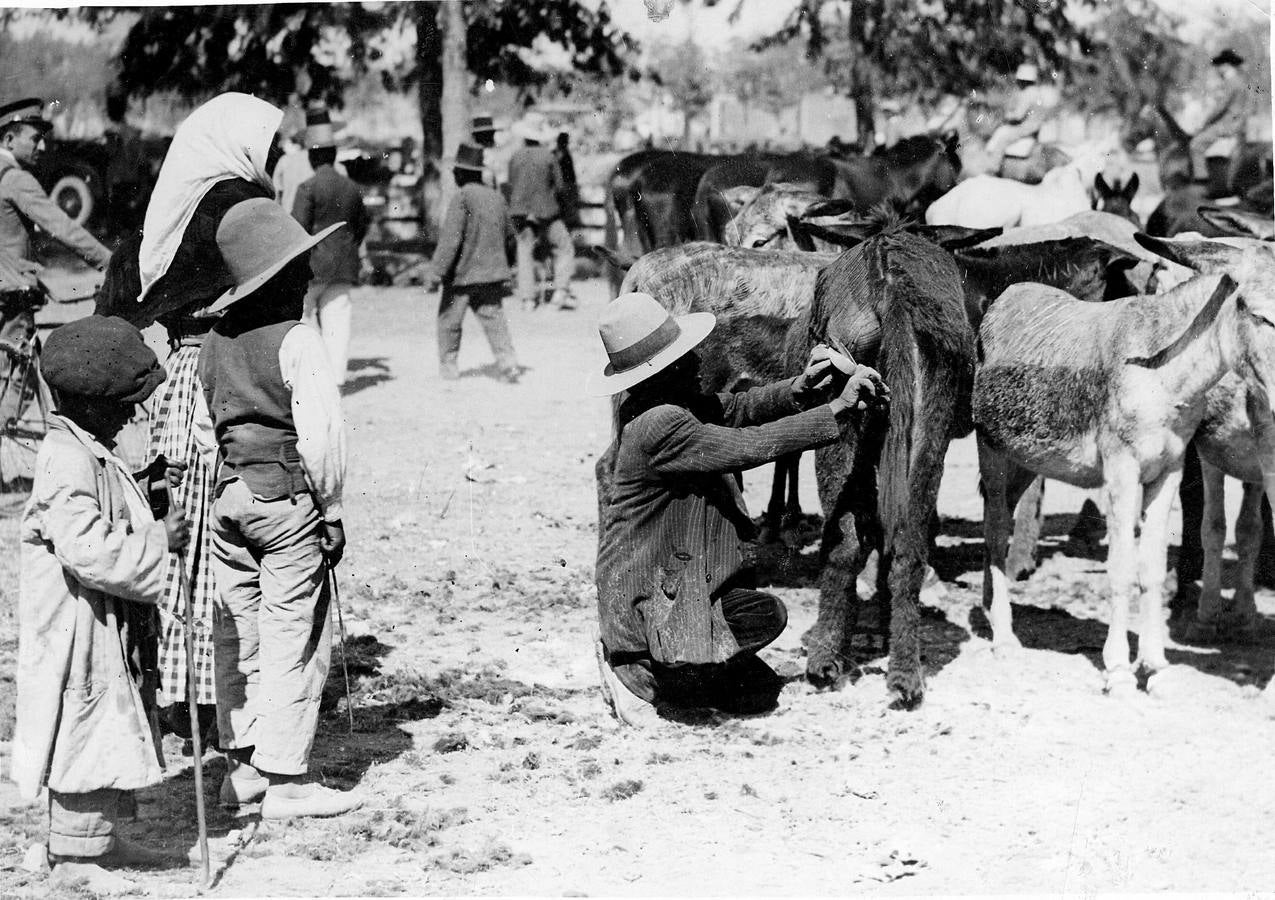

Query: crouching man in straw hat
[590,293,889,726]
[12,315,192,881]
[197,198,361,818]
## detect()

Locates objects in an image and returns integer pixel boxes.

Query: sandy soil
[4,276,1275,897]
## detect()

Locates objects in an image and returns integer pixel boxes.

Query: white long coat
[10,415,170,800]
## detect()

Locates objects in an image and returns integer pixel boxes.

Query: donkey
[798,223,976,708]
[973,252,1275,694]
[1134,234,1275,642]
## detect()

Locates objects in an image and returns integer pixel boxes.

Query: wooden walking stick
[327,558,355,734]
[165,479,211,889]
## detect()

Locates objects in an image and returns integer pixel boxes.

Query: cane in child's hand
[163,478,210,890]
[327,556,355,734]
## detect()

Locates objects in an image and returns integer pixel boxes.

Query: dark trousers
[437,281,517,372]
[613,588,788,709]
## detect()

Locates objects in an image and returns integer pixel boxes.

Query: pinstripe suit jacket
[596,379,842,666]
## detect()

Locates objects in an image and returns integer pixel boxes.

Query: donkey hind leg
[1100,455,1144,693]
[805,444,873,687]
[1225,480,1264,637]
[977,439,1035,651]
[1006,475,1046,580]
[1188,460,1230,643]
[1134,467,1182,676]
[760,460,787,545]
[781,452,804,547]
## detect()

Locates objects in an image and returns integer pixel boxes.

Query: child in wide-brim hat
[13,314,194,879]
[195,197,363,820]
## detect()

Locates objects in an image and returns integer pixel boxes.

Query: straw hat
[471,114,499,135]
[206,198,344,314]
[586,292,716,396]
[1014,63,1039,84]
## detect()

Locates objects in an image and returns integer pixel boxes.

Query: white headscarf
[138,92,283,300]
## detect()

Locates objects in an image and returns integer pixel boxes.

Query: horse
[926,140,1133,230]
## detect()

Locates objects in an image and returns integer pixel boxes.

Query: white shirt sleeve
[191,388,219,468]
[279,323,346,521]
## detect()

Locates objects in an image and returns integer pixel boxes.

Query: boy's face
[59,395,134,445]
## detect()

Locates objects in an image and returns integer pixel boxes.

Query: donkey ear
[786,215,818,252]
[915,225,1002,250]
[1198,205,1275,240]
[1094,172,1111,196]
[1127,274,1236,367]
[1134,232,1245,273]
[1122,172,1140,200]
[943,130,960,153]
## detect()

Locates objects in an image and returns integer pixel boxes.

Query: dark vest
[198,318,308,500]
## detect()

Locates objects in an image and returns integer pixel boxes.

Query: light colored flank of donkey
[973,250,1275,694]
[1134,234,1275,642]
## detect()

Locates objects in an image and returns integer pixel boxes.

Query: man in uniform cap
[0,97,111,270]
[1190,49,1252,196]
[291,106,369,387]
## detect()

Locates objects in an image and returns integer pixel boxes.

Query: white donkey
[973,249,1275,694]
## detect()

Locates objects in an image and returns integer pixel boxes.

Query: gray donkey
[1135,234,1275,643]
[974,248,1275,694]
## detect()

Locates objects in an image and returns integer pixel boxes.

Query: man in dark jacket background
[430,143,519,383]
[590,292,888,726]
[507,112,575,311]
[292,107,369,388]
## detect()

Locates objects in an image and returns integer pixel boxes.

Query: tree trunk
[438,0,468,219]
[415,2,443,244]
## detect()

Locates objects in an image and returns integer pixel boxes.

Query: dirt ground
[5,275,1275,897]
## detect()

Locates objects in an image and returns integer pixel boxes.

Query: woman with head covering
[94,92,285,794]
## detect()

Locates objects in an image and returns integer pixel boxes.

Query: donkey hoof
[806,655,846,690]
[990,632,1023,658]
[887,669,925,710]
[1183,619,1221,645]
[1103,668,1137,696]
[758,524,781,545]
[1145,665,1187,699]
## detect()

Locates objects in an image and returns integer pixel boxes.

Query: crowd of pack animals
[594,104,1275,709]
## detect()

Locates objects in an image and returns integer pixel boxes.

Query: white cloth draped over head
[137,92,283,301]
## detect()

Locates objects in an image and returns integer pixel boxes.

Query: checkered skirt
[151,345,218,706]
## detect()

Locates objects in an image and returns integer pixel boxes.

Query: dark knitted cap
[42,315,166,403]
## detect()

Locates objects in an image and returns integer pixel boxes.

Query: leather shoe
[51,834,187,870]
[595,639,661,728]
[220,771,269,809]
[261,784,363,820]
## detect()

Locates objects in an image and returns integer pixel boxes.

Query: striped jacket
[595,379,842,666]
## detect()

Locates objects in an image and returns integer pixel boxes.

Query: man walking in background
[292,107,369,388]
[508,111,575,311]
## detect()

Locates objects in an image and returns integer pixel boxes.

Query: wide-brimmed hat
[304,106,346,149]
[587,292,716,396]
[514,112,555,144]
[471,114,499,135]
[1212,48,1244,68]
[1014,63,1039,84]
[206,198,344,314]
[0,97,53,133]
[42,314,166,403]
[449,144,486,172]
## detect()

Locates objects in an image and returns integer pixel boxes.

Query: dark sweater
[432,183,515,287]
[507,145,563,222]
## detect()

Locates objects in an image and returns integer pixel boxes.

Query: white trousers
[302,283,352,385]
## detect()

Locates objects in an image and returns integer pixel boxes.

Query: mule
[973,253,1275,695]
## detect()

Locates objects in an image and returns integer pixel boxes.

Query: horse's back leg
[1006,475,1046,580]
[977,437,1031,650]
[782,452,803,546]
[760,461,786,545]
